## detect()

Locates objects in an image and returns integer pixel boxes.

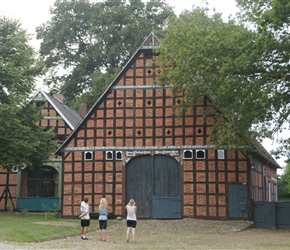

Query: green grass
[0,212,104,243]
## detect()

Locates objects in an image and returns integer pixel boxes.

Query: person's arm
[79,211,87,218]
[79,204,89,218]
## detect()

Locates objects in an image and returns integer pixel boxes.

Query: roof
[31,89,82,130]
[252,138,281,169]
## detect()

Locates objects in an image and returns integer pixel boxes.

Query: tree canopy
[37,0,175,109]
[157,2,290,160]
[236,0,290,160]
[0,16,55,171]
[278,161,290,200]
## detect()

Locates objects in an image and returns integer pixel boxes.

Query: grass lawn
[0,212,111,243]
[0,212,78,242]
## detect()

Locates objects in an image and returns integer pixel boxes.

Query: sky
[0,0,287,169]
[0,0,239,48]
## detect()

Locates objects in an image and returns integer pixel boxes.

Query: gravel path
[1,219,290,249]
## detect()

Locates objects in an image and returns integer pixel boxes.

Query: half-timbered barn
[56,33,280,220]
[0,90,83,211]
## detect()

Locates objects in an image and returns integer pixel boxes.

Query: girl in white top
[125,199,137,243]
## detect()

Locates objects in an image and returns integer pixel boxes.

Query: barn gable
[56,33,279,219]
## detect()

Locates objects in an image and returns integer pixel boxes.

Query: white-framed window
[106,151,113,160]
[183,150,193,159]
[12,166,18,172]
[84,151,93,161]
[217,150,225,159]
[116,151,122,160]
[196,150,205,159]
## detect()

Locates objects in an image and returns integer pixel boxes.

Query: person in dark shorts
[98,198,108,242]
[79,197,90,240]
[125,199,137,243]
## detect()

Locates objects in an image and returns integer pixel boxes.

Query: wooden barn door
[126,155,153,217]
[152,155,181,218]
[126,154,181,219]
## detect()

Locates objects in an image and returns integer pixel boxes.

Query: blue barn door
[126,154,181,219]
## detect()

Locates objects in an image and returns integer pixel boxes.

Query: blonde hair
[100,198,108,208]
[128,199,135,206]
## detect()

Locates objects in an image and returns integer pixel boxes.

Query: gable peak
[140,32,160,49]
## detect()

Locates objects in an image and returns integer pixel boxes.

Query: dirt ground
[2,218,290,250]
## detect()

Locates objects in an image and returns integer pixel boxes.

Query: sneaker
[126,240,129,243]
[82,236,88,240]
[132,240,137,243]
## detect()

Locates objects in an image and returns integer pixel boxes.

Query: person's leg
[126,227,130,242]
[131,221,137,242]
[83,226,88,238]
[102,229,107,241]
[99,220,102,240]
[102,220,107,241]
[82,220,90,239]
[131,228,136,242]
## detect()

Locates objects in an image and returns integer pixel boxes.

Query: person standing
[125,199,137,243]
[79,197,90,240]
[98,198,108,242]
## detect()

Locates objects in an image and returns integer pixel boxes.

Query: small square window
[196,150,205,159]
[217,150,225,159]
[84,151,93,161]
[116,151,122,160]
[183,150,193,159]
[106,151,113,160]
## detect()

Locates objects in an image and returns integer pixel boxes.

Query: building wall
[250,156,278,202]
[0,169,17,210]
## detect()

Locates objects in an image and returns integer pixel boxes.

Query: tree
[235,0,290,160]
[0,16,56,172]
[278,161,290,200]
[157,7,262,148]
[36,0,175,109]
[156,4,290,158]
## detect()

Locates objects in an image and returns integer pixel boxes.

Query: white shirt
[126,205,137,221]
[80,201,90,220]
